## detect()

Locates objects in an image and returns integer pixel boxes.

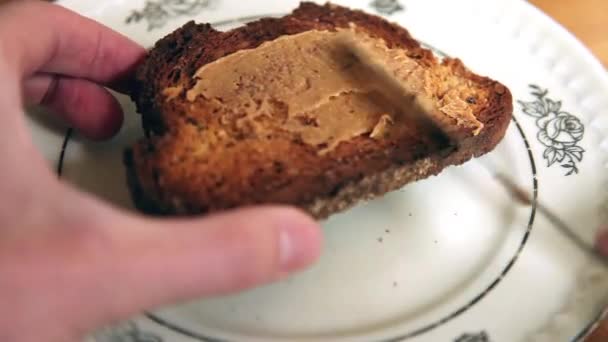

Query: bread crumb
[494,84,506,94]
[370,114,394,139]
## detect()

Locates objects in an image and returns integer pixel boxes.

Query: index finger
[0,0,146,91]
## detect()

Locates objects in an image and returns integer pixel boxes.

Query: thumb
[85,205,322,328]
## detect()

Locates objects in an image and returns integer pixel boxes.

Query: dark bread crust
[126,2,513,219]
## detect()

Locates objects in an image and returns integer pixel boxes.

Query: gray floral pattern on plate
[94,321,162,342]
[126,0,213,31]
[519,84,585,175]
[370,0,405,15]
[454,330,490,342]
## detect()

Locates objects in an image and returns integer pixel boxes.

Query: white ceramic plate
[32,0,608,341]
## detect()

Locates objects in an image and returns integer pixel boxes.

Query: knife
[336,32,458,147]
[339,35,608,267]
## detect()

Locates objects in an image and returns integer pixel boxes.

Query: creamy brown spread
[173,28,483,153]
[162,85,183,101]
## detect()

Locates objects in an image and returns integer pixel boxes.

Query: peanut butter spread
[162,85,183,101]
[175,28,482,153]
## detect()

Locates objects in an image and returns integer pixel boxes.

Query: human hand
[0,1,322,341]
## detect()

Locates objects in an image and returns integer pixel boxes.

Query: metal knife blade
[336,32,457,146]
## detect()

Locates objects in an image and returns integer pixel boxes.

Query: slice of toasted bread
[125,2,513,219]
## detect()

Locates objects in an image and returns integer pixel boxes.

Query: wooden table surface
[526,2,607,340]
[530,0,608,67]
[0,0,606,340]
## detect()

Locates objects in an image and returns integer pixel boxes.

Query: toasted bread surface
[126,2,513,219]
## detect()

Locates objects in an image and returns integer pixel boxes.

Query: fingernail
[278,213,322,271]
[596,226,608,257]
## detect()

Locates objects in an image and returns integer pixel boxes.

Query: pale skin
[0,1,321,341]
[0,1,607,342]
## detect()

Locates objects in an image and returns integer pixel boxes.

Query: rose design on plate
[94,322,162,342]
[370,0,405,15]
[519,84,585,175]
[536,111,584,149]
[454,330,490,342]
[126,0,213,31]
